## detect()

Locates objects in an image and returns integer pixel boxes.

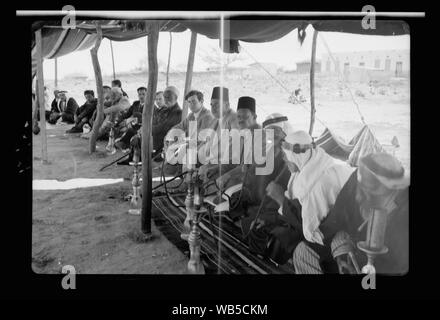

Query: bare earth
[32,123,188,274]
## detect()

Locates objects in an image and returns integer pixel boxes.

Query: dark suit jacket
[319,170,409,274]
[51,97,79,115]
[123,100,144,123]
[51,99,58,113]
[76,99,97,122]
[152,103,182,152]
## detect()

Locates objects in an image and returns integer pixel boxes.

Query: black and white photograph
[9,6,431,301]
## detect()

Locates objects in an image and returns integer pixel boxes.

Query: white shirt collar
[193,107,203,119]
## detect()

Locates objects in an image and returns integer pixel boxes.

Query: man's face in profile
[281,149,299,173]
[267,126,286,147]
[155,93,165,107]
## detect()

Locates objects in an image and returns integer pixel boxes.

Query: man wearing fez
[66,90,97,133]
[48,90,79,124]
[212,96,262,189]
[197,87,239,184]
[292,152,409,274]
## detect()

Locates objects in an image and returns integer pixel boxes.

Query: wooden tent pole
[89,23,104,154]
[110,40,116,80]
[309,29,318,136]
[32,79,40,127]
[54,58,58,88]
[141,21,159,237]
[36,29,48,164]
[182,31,197,118]
[166,32,172,87]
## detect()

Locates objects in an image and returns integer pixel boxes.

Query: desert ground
[32,124,189,274]
[32,70,410,274]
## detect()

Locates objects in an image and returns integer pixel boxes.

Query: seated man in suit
[66,90,97,133]
[117,86,182,165]
[162,89,215,180]
[196,87,239,189]
[48,90,79,124]
[152,86,183,156]
[115,86,148,150]
[165,90,215,161]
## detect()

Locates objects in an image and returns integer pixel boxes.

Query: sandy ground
[32,123,188,274]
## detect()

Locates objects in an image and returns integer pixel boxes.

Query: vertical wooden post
[166,32,172,87]
[54,57,58,88]
[89,23,104,154]
[309,29,318,136]
[110,40,116,80]
[141,22,159,237]
[182,31,197,118]
[36,29,48,164]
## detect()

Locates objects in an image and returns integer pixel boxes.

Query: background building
[320,49,410,82]
[295,60,322,74]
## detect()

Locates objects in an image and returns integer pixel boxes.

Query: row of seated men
[43,79,409,274]
[52,80,184,165]
[115,85,409,275]
[39,79,128,127]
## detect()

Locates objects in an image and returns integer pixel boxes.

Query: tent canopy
[31,19,409,77]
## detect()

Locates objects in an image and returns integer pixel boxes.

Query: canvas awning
[31,19,409,78]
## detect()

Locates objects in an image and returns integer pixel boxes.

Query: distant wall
[321,49,410,78]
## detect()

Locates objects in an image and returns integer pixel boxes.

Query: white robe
[282,147,355,245]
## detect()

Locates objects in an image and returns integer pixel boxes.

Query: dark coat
[50,98,58,113]
[152,103,182,152]
[51,97,79,116]
[123,100,144,123]
[76,98,97,122]
[319,170,409,274]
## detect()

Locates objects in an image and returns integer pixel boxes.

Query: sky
[42,24,410,79]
